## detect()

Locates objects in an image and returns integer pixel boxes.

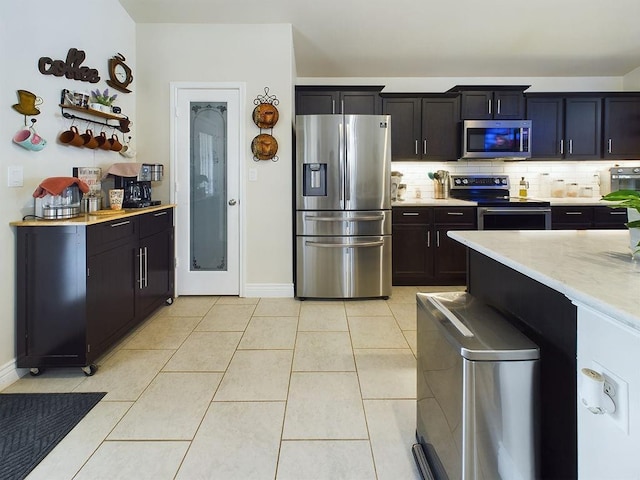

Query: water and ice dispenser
[303,163,327,196]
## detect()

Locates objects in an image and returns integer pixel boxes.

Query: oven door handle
[480,208,551,214]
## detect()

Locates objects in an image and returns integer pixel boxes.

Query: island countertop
[448,230,640,331]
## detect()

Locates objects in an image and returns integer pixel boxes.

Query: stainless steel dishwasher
[413,291,540,480]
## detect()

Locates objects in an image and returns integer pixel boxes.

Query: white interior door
[173,85,241,295]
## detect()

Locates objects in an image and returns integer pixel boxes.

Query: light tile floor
[3,286,464,480]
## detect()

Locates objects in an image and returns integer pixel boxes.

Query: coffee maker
[113,163,164,208]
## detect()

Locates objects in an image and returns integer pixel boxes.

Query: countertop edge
[448,230,640,332]
[10,204,176,227]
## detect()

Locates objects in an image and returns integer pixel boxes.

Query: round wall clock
[106,53,133,93]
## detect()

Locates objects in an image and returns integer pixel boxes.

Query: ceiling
[119,0,640,79]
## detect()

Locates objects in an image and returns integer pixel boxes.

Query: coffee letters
[38,48,100,83]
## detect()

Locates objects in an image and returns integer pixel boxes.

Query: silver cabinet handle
[144,246,148,288]
[332,99,336,114]
[402,212,420,216]
[497,99,501,114]
[415,140,418,155]
[447,212,464,216]
[110,220,130,228]
[426,230,431,248]
[138,247,144,289]
[560,139,564,155]
[488,99,492,115]
[566,211,583,215]
[436,230,440,247]
[341,100,344,114]
[608,139,613,154]
[569,139,573,155]
[228,199,237,206]
[153,211,168,217]
[609,211,627,215]
[423,139,427,155]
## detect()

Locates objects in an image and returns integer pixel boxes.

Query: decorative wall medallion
[251,133,279,160]
[38,48,100,83]
[106,53,134,93]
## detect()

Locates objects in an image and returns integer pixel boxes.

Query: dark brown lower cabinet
[552,205,627,230]
[392,206,476,285]
[16,207,174,375]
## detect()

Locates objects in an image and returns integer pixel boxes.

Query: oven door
[478,207,551,230]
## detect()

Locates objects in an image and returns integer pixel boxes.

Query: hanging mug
[13,126,47,151]
[81,129,99,149]
[59,125,84,147]
[109,133,123,152]
[97,131,111,150]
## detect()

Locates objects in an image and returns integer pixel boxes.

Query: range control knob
[462,178,469,185]
[501,178,508,185]
[454,178,462,185]
[634,168,640,173]
[494,178,501,185]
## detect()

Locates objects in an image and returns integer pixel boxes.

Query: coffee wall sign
[38,48,100,83]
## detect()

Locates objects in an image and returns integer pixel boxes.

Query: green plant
[90,88,117,106]
[602,189,640,229]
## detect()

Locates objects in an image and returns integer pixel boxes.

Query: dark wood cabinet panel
[526,96,564,159]
[593,206,628,229]
[564,97,602,159]
[421,97,460,160]
[461,90,525,120]
[382,98,421,159]
[603,97,640,159]
[295,87,383,115]
[392,206,474,285]
[16,208,175,374]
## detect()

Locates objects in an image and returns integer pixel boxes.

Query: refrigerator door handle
[344,122,350,202]
[304,214,384,222]
[305,240,385,248]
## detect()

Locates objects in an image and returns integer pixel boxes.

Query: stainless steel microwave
[462,119,532,160]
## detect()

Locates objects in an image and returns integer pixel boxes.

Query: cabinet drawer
[593,206,627,226]
[140,208,174,238]
[551,206,594,224]
[393,207,433,224]
[434,207,476,225]
[88,217,137,252]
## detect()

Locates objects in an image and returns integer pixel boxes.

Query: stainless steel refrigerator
[295,114,392,299]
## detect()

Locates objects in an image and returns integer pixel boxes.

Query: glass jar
[566,182,579,198]
[580,186,594,198]
[539,173,551,198]
[551,179,566,198]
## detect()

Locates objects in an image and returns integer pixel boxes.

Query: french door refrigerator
[295,114,392,299]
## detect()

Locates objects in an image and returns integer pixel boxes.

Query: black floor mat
[0,392,106,480]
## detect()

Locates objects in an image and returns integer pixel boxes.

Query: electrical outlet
[592,361,629,434]
[8,166,23,187]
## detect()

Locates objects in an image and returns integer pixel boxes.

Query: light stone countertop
[10,204,175,227]
[448,229,640,332]
[393,198,477,207]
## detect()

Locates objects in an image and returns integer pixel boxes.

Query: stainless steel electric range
[450,174,551,230]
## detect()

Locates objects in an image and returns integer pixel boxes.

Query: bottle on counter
[519,176,529,198]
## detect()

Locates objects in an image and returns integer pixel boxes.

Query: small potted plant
[602,189,640,259]
[89,88,117,113]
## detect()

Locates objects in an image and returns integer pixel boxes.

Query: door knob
[228,199,237,206]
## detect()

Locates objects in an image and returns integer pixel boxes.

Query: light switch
[8,166,23,187]
[248,168,258,182]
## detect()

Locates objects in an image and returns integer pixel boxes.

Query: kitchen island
[449,229,640,480]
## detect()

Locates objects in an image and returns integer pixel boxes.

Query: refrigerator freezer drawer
[296,235,391,299]
[296,210,391,236]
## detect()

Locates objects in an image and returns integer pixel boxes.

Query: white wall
[623,66,640,90]
[0,0,136,387]
[135,24,295,296]
[297,76,624,92]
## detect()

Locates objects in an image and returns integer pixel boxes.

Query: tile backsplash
[391,159,640,199]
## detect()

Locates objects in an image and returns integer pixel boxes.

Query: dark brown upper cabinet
[382,95,460,161]
[295,86,383,115]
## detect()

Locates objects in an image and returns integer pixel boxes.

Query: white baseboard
[0,359,25,391]
[242,283,294,298]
